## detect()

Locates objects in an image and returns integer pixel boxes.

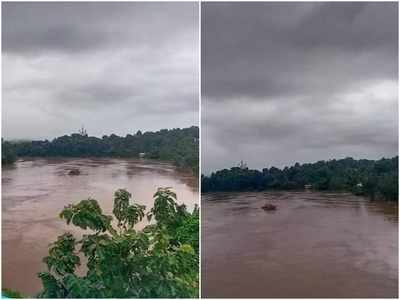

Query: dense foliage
[2,139,17,165]
[36,187,198,298]
[202,157,398,201]
[9,126,199,173]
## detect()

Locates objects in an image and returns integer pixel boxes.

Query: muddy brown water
[2,157,198,296]
[202,191,398,298]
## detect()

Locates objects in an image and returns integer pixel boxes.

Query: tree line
[202,157,398,201]
[2,127,199,173]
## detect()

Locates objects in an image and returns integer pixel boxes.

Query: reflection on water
[202,191,398,298]
[2,158,198,296]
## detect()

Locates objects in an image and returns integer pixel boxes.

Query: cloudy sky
[2,2,198,140]
[202,2,398,173]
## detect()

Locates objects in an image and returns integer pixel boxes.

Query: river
[2,157,198,296]
[202,191,398,298]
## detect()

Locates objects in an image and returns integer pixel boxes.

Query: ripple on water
[3,158,199,296]
[202,191,398,298]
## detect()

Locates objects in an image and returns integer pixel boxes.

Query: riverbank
[202,157,398,201]
[6,127,199,174]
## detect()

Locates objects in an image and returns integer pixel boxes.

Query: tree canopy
[202,157,398,201]
[7,126,199,173]
[31,187,199,298]
[2,139,17,165]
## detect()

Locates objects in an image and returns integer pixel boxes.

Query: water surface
[202,191,398,298]
[3,157,198,296]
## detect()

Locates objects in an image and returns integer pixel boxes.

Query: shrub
[37,187,199,298]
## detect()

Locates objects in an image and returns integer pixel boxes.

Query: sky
[2,2,198,140]
[202,2,398,173]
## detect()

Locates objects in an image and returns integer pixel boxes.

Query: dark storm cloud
[2,2,196,54]
[202,2,398,173]
[3,2,198,140]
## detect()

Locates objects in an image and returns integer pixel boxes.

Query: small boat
[261,203,276,211]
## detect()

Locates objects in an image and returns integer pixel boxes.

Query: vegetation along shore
[202,157,398,201]
[2,126,199,174]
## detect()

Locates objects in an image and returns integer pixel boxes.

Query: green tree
[37,188,198,298]
[202,157,398,201]
[11,126,199,173]
[2,139,17,165]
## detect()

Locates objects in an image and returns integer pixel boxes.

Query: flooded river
[2,158,198,296]
[202,191,398,298]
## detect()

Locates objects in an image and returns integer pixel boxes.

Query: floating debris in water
[261,203,276,211]
[67,168,81,175]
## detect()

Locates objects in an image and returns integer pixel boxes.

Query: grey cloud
[2,2,198,140]
[202,2,397,101]
[202,2,398,173]
[2,2,197,54]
